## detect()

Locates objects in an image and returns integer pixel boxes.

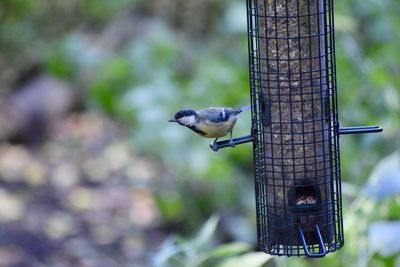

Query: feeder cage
[212,0,382,258]
[246,0,384,257]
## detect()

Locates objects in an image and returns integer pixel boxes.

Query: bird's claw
[229,139,235,148]
[210,137,235,152]
[210,142,219,152]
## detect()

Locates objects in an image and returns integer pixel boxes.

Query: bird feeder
[213,0,382,257]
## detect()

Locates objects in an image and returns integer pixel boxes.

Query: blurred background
[0,0,399,266]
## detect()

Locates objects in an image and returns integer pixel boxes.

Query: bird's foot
[210,141,219,152]
[229,139,235,148]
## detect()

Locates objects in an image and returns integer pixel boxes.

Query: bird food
[296,195,317,206]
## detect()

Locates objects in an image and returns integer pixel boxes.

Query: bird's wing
[197,107,225,123]
[224,107,243,117]
[198,107,241,123]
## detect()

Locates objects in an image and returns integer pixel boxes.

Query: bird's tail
[240,104,251,112]
[232,104,251,115]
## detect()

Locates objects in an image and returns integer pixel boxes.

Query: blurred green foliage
[0,0,399,266]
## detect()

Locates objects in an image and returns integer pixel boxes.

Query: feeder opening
[295,186,317,207]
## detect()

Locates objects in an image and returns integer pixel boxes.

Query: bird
[169,104,251,150]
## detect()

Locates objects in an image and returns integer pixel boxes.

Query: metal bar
[339,126,383,135]
[298,225,327,258]
[210,135,254,152]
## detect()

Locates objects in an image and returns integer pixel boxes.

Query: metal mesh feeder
[213,0,382,258]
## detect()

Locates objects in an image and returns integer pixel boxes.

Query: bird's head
[168,109,198,126]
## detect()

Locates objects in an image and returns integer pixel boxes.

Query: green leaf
[216,252,273,267]
[208,242,251,258]
[153,238,180,266]
[156,192,184,221]
[192,215,220,248]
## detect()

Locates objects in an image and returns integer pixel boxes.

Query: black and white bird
[169,105,251,150]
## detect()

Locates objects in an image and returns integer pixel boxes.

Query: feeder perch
[212,0,382,257]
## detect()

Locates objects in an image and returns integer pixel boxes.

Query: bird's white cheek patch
[178,115,196,126]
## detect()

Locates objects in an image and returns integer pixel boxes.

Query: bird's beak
[168,118,176,123]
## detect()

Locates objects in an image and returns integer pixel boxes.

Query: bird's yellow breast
[196,117,237,138]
